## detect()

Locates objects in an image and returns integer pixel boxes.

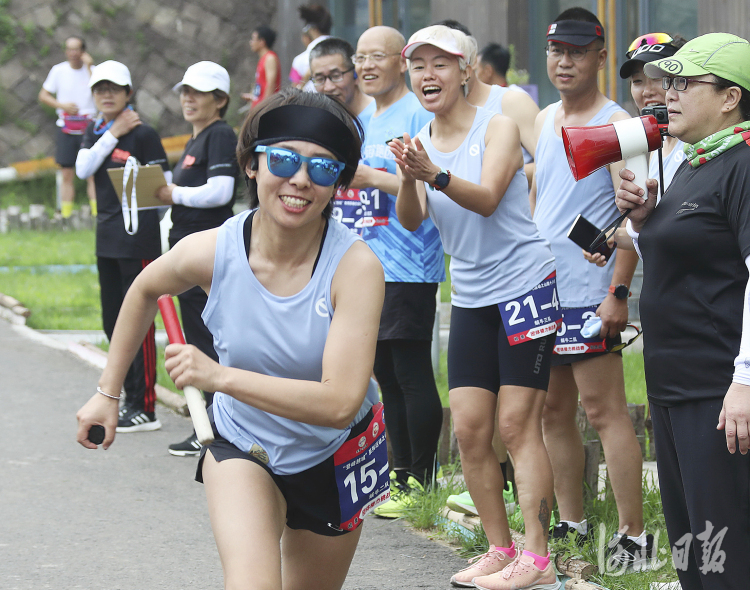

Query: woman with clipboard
[154,62,239,456]
[76,60,171,433]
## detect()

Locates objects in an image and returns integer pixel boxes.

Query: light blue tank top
[203,211,379,475]
[360,92,445,284]
[418,107,555,308]
[483,85,533,164]
[534,100,627,308]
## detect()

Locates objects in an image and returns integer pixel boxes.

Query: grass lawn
[1,229,175,390]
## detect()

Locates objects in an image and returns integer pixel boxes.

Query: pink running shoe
[472,553,561,590]
[450,546,513,587]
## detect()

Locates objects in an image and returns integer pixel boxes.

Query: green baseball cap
[644,32,750,91]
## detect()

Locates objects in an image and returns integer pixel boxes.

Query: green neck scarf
[684,121,750,168]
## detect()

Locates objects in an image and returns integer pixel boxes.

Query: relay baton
[157,295,215,445]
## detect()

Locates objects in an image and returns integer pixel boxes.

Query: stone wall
[0,0,277,166]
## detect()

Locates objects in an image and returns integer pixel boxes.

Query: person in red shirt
[243,26,281,108]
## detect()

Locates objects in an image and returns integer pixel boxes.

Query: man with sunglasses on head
[344,26,444,518]
[309,37,374,119]
[530,7,650,569]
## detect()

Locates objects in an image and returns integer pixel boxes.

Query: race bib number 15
[333,402,390,531]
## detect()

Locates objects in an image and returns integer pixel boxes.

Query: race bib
[62,114,90,135]
[553,305,607,354]
[333,402,390,531]
[333,173,390,234]
[499,272,562,346]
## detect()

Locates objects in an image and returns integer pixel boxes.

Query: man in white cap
[39,36,97,219]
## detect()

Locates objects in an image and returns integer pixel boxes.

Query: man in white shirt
[38,36,97,218]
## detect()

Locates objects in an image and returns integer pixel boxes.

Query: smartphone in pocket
[567,214,615,261]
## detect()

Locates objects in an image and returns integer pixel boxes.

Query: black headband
[254,104,354,163]
[547,20,604,46]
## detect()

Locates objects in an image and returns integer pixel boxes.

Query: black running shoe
[116,407,162,432]
[606,532,655,571]
[168,432,202,457]
[551,522,593,546]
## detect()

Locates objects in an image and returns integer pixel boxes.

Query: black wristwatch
[608,284,631,300]
[430,168,451,191]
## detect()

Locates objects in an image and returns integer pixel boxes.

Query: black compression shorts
[196,406,375,537]
[447,304,555,393]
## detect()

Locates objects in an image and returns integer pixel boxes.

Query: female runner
[77,88,387,590]
[155,61,238,456]
[391,26,560,590]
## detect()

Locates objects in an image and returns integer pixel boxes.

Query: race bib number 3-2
[499,272,562,346]
[333,402,390,531]
[553,305,607,354]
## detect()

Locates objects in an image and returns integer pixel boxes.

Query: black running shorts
[197,406,375,537]
[447,304,555,393]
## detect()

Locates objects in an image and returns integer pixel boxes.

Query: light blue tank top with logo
[203,211,379,475]
[534,100,627,308]
[418,107,555,308]
[359,92,445,283]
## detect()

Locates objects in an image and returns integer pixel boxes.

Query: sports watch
[430,168,451,191]
[608,284,631,300]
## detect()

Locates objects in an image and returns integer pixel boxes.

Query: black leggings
[651,399,750,590]
[97,257,157,413]
[373,339,443,485]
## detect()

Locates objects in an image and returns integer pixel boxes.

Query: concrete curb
[1,312,189,416]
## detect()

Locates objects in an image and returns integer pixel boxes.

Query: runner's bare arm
[76,230,217,448]
[528,106,550,216]
[391,134,430,229]
[349,165,401,194]
[502,89,541,158]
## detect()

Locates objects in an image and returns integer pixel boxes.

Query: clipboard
[107,165,167,209]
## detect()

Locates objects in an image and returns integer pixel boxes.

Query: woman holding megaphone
[616,33,750,590]
[391,25,561,590]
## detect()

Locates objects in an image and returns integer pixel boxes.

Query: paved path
[0,318,465,589]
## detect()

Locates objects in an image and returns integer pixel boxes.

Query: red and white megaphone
[562,115,662,197]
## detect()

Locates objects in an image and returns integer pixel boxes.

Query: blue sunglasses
[255,146,346,187]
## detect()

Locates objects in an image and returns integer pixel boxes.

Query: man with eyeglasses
[347,26,444,518]
[309,37,373,118]
[530,7,650,568]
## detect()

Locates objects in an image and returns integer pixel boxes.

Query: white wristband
[625,218,640,239]
[626,218,643,260]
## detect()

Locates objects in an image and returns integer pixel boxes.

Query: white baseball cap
[172,61,230,93]
[89,60,132,88]
[402,25,470,60]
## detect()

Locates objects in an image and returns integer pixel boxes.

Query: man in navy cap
[530,6,650,570]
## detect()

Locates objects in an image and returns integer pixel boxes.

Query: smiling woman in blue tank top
[390,25,562,590]
[76,88,386,590]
